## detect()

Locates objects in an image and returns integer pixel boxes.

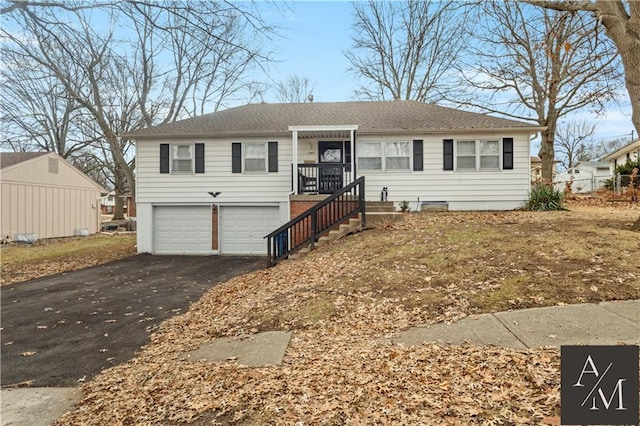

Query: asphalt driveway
[1,254,263,387]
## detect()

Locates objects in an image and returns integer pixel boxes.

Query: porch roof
[126,101,543,140]
[289,125,358,139]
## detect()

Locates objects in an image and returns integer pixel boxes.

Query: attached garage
[154,206,212,254]
[219,206,281,255]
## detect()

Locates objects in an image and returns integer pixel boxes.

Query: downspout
[292,129,299,195]
[351,129,356,181]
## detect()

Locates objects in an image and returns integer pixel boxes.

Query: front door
[318,142,344,194]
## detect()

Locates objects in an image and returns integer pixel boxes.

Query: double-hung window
[172,144,193,173]
[385,142,411,170]
[231,141,278,173]
[359,143,383,170]
[358,141,411,171]
[456,140,476,170]
[455,139,501,170]
[160,143,205,174]
[244,143,266,173]
[479,140,500,169]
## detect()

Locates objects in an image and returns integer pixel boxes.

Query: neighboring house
[602,138,640,171]
[530,156,560,184]
[553,161,612,193]
[100,191,136,217]
[101,191,116,214]
[0,152,106,240]
[126,101,543,256]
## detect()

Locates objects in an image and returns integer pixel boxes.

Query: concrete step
[288,217,362,261]
[366,206,396,213]
[366,212,405,228]
[366,201,396,213]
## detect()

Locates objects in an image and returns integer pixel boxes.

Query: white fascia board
[288,125,359,132]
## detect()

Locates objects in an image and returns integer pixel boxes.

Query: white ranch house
[603,138,640,171]
[553,161,612,194]
[126,101,543,256]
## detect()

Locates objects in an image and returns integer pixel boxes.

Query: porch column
[350,129,356,179]
[292,129,299,194]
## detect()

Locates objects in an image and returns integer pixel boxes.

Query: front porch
[290,125,358,195]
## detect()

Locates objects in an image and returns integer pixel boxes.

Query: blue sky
[261,1,635,148]
[260,1,355,102]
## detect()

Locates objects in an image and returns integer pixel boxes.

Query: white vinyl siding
[136,137,291,204]
[356,133,531,211]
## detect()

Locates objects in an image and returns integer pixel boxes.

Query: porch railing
[295,163,353,194]
[266,176,366,267]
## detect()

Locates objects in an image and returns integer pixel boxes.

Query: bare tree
[524,1,639,138]
[0,51,91,158]
[2,1,275,219]
[275,74,315,103]
[344,0,468,102]
[457,1,621,183]
[522,1,640,229]
[555,121,597,170]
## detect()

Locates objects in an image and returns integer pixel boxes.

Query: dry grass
[54,204,639,425]
[0,233,136,285]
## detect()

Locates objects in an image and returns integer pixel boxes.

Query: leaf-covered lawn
[44,204,640,424]
[0,233,136,285]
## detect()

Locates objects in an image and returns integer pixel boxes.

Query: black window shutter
[195,143,205,173]
[268,141,278,172]
[503,138,514,170]
[443,139,454,171]
[232,143,242,173]
[413,139,423,171]
[160,144,169,174]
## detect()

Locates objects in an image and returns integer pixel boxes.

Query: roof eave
[602,139,640,161]
[127,126,544,141]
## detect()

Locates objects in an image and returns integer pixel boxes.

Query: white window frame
[454,139,502,171]
[171,143,194,174]
[243,142,267,174]
[357,141,411,172]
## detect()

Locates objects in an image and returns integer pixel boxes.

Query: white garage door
[220,206,281,255]
[154,206,212,254]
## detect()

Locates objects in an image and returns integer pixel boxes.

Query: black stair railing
[265,176,365,267]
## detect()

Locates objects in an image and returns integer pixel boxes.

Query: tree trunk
[538,123,557,185]
[597,1,640,137]
[596,1,640,228]
[111,173,126,221]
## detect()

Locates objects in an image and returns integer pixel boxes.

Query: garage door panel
[220,206,280,255]
[154,206,211,255]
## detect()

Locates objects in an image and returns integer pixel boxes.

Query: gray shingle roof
[0,152,49,169]
[126,101,540,139]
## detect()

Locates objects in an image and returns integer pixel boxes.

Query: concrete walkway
[392,300,639,349]
[2,300,638,425]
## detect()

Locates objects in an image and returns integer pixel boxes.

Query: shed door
[154,206,211,254]
[220,206,280,255]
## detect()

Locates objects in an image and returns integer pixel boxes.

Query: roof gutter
[125,126,546,141]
